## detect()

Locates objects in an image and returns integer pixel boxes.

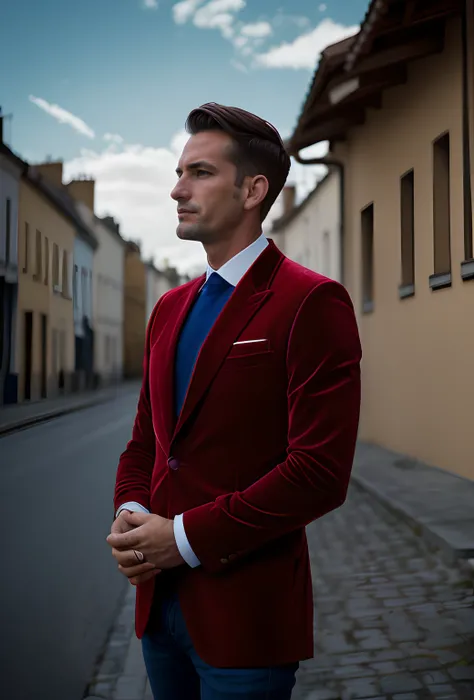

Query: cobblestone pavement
[87,484,474,700]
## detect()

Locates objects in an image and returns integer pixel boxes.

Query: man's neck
[205,231,263,271]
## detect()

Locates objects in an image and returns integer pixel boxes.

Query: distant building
[67,178,126,386]
[33,162,98,391]
[17,165,77,402]
[289,0,474,479]
[272,174,342,282]
[0,115,22,404]
[123,241,147,379]
[145,260,179,323]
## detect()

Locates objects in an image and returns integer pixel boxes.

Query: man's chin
[176,223,204,242]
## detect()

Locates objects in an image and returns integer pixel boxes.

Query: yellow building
[289,0,474,479]
[16,166,84,401]
[123,241,147,378]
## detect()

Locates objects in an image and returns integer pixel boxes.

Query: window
[400,170,415,298]
[361,204,374,313]
[5,198,11,264]
[430,132,451,290]
[52,244,60,289]
[81,267,88,315]
[44,237,49,285]
[73,265,79,308]
[62,251,70,298]
[35,229,42,281]
[23,222,29,273]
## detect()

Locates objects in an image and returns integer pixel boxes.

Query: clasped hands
[106,511,185,586]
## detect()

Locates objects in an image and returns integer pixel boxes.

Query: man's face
[171,130,245,243]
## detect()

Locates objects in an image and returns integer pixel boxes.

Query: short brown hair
[185,102,291,221]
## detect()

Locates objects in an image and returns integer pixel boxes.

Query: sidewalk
[0,380,141,436]
[85,441,474,700]
[351,442,474,566]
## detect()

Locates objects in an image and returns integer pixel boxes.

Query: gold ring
[133,550,145,563]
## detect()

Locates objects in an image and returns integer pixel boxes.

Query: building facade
[145,261,177,323]
[33,163,98,390]
[123,241,147,378]
[272,174,341,281]
[289,0,474,480]
[0,127,22,404]
[72,201,126,386]
[17,172,75,401]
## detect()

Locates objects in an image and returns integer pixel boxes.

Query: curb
[351,472,474,567]
[0,393,121,438]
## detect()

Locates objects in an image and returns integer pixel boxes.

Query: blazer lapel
[152,274,205,453]
[171,240,284,444]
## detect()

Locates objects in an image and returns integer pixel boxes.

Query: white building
[271,170,342,282]
[68,184,126,386]
[145,261,177,322]
[0,119,23,404]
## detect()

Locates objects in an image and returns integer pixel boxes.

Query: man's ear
[243,175,269,213]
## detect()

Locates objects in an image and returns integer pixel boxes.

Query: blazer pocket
[224,339,273,368]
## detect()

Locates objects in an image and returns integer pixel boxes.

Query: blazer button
[220,558,229,565]
[168,457,179,471]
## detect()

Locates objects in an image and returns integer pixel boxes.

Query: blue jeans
[142,593,299,700]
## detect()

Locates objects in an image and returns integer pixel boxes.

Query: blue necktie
[174,272,234,417]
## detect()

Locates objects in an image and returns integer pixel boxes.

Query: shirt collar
[206,233,269,287]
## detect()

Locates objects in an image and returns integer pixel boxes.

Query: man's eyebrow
[175,161,217,174]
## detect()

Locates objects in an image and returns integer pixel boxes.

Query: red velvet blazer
[114,239,361,667]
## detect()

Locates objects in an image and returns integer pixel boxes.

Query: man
[106,103,362,700]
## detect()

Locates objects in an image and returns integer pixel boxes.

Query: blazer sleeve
[113,301,160,515]
[182,280,362,574]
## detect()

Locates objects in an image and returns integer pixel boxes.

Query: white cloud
[103,133,124,144]
[319,3,327,11]
[143,0,158,7]
[172,0,205,24]
[29,95,95,139]
[240,21,272,38]
[193,0,245,39]
[173,0,245,40]
[63,132,207,275]
[255,18,359,70]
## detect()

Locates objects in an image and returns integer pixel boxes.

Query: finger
[107,528,143,549]
[121,511,152,527]
[118,562,156,578]
[111,548,144,567]
[130,570,162,586]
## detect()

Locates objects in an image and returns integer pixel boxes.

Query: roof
[99,215,127,246]
[289,0,463,153]
[272,171,333,232]
[0,143,28,173]
[27,167,98,250]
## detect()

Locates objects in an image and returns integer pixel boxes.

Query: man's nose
[170,180,189,201]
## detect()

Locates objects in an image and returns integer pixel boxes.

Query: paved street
[0,388,140,700]
[92,487,474,700]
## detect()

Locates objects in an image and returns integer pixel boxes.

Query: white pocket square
[233,339,267,345]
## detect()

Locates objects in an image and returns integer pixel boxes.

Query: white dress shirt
[117,233,269,567]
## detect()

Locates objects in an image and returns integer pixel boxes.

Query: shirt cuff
[174,513,201,568]
[116,501,150,518]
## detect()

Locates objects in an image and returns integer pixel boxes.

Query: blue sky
[1,0,368,272]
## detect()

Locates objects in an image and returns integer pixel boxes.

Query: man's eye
[196,170,210,177]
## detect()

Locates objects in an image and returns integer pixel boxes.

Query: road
[0,387,141,700]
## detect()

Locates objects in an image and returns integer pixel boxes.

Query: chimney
[102,215,120,234]
[282,185,296,216]
[35,161,64,187]
[67,177,95,211]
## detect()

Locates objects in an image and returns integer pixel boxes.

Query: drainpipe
[293,153,346,285]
